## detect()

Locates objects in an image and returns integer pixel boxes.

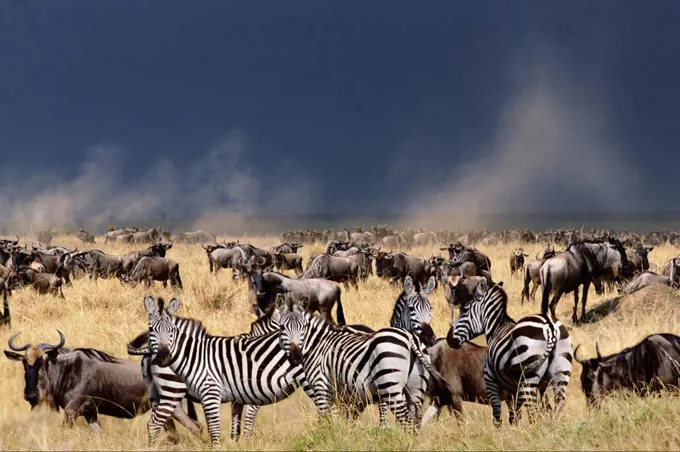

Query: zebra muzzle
[288,343,303,366]
[151,345,171,367]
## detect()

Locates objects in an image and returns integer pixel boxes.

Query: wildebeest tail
[541,267,552,315]
[335,293,346,326]
[521,266,531,303]
[408,334,454,407]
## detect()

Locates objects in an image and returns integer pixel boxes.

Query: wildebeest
[301,253,360,289]
[444,276,502,324]
[103,227,140,244]
[0,277,10,327]
[375,251,431,287]
[541,238,630,323]
[123,243,172,274]
[381,235,406,249]
[412,231,438,247]
[620,258,680,295]
[4,331,200,435]
[627,243,653,274]
[76,228,96,245]
[509,248,528,277]
[421,340,514,425]
[575,334,680,407]
[520,247,558,305]
[272,250,303,276]
[202,243,241,275]
[247,270,345,325]
[130,228,162,244]
[14,267,64,297]
[119,256,183,289]
[172,230,217,244]
[0,236,20,266]
[273,242,303,254]
[69,249,130,279]
[325,241,358,255]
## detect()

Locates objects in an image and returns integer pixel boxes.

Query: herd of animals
[2,224,680,448]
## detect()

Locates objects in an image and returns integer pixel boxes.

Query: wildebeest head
[150,242,172,257]
[202,243,225,254]
[4,330,66,408]
[574,343,629,408]
[144,295,181,367]
[670,257,680,289]
[511,248,528,268]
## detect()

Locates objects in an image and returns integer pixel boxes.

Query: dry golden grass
[1,235,680,451]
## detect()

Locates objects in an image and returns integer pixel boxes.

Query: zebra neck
[483,308,515,342]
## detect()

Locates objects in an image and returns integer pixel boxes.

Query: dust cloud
[399,48,640,231]
[0,129,320,235]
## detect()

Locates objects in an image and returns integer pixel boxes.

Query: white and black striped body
[277,300,440,431]
[448,280,572,425]
[143,297,311,447]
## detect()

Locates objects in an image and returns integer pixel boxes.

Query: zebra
[391,275,437,347]
[141,295,313,447]
[447,278,573,425]
[276,296,453,432]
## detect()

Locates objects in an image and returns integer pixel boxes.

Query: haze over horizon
[2,1,679,232]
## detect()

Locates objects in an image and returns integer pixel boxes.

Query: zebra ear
[144,295,157,314]
[403,276,415,295]
[275,293,287,310]
[423,276,436,295]
[166,298,181,315]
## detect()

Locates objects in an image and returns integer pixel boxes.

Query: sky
[2,0,680,231]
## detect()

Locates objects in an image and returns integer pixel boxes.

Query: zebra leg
[516,377,541,423]
[200,392,223,448]
[242,405,260,440]
[385,393,410,428]
[484,371,503,426]
[147,396,183,444]
[378,402,390,428]
[231,402,243,441]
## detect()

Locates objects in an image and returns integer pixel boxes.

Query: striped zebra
[276,296,453,432]
[140,295,312,447]
[447,278,573,425]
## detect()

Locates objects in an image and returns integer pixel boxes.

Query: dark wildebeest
[202,243,241,275]
[76,229,96,245]
[575,334,680,408]
[509,248,528,277]
[0,236,20,266]
[272,250,303,276]
[273,242,303,254]
[662,255,680,279]
[620,258,680,294]
[119,256,183,289]
[0,277,10,327]
[4,331,200,436]
[378,251,430,287]
[103,227,139,244]
[325,241,357,255]
[122,243,172,274]
[520,247,559,305]
[541,238,630,323]
[247,270,345,325]
[69,249,130,279]
[626,243,653,274]
[421,339,515,425]
[14,267,64,297]
[301,253,360,289]
[130,228,161,245]
[444,276,502,324]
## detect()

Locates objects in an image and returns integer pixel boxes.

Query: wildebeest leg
[529,281,539,303]
[572,289,579,324]
[231,402,244,441]
[175,272,183,289]
[144,279,152,288]
[171,402,202,437]
[163,280,168,289]
[580,280,591,322]
[64,396,90,428]
[548,290,563,320]
[82,406,102,434]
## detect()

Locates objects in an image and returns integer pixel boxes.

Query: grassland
[1,235,680,451]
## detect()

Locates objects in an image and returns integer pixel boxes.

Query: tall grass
[1,236,679,451]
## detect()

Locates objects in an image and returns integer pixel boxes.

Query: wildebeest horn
[38,330,66,352]
[595,342,603,360]
[8,332,31,352]
[12,235,19,244]
[573,344,584,364]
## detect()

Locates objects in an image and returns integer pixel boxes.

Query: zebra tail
[541,268,552,315]
[408,334,455,408]
[335,294,346,326]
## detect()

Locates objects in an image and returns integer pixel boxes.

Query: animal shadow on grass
[578,296,623,325]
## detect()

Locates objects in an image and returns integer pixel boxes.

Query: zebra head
[394,275,436,346]
[143,295,181,368]
[446,277,488,349]
[276,294,309,367]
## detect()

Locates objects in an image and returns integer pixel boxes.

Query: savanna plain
[1,234,680,451]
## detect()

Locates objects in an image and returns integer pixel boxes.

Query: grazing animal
[76,228,96,245]
[123,243,172,274]
[142,296,312,447]
[69,250,129,279]
[274,242,303,254]
[620,259,680,294]
[447,279,573,425]
[14,267,64,297]
[272,250,303,276]
[301,253,359,289]
[247,270,345,325]
[378,251,431,287]
[120,257,183,289]
[202,243,240,274]
[3,331,199,435]
[509,248,528,277]
[575,334,680,407]
[172,230,216,244]
[626,243,653,274]
[541,238,629,323]
[0,277,10,327]
[521,247,558,305]
[440,243,492,273]
[276,297,453,432]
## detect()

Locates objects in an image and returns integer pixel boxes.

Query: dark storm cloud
[1,0,679,231]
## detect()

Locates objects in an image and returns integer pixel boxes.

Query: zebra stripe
[448,279,573,425]
[142,296,311,447]
[276,297,440,432]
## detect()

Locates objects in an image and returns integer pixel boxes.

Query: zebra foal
[447,278,573,425]
[276,296,452,432]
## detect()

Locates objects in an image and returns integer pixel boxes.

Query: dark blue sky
[2,0,680,226]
